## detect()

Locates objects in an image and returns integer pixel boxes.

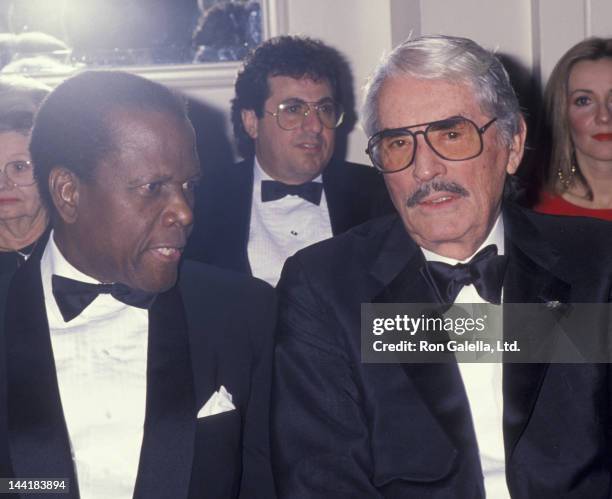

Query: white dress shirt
[247,158,333,286]
[422,217,510,499]
[41,231,148,499]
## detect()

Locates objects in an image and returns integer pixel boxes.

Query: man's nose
[300,105,324,133]
[163,188,194,228]
[411,134,447,182]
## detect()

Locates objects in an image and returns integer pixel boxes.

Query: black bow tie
[423,245,508,304]
[261,180,323,205]
[52,274,156,322]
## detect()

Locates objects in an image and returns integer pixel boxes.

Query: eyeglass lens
[0,160,35,186]
[370,118,484,172]
[276,99,343,130]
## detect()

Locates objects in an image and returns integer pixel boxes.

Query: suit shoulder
[288,214,397,271]
[202,159,252,185]
[337,159,376,171]
[522,208,612,248]
[325,159,392,214]
[179,259,274,300]
[328,159,379,179]
[178,260,276,353]
[507,206,612,281]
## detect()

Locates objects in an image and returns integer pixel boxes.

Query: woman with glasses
[0,76,49,274]
[532,37,612,220]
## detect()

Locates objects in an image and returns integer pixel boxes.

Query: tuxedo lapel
[322,161,354,235]
[223,160,253,274]
[367,217,483,491]
[502,203,570,305]
[501,204,572,459]
[369,217,445,323]
[190,159,253,273]
[133,286,196,499]
[369,217,425,302]
[6,233,197,499]
[5,245,78,497]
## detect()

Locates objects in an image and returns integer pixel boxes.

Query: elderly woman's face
[567,58,612,164]
[0,131,43,222]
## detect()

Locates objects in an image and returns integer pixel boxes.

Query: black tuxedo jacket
[184,157,393,273]
[0,241,277,499]
[273,203,612,498]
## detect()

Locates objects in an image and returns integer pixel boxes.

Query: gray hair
[0,75,49,134]
[362,34,521,145]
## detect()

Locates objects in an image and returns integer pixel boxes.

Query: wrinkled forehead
[377,75,484,130]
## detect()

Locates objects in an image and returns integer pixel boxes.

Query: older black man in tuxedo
[0,71,276,499]
[272,35,612,498]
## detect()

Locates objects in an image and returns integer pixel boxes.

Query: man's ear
[505,115,527,175]
[241,109,259,139]
[49,166,80,224]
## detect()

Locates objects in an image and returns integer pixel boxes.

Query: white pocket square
[197,385,236,418]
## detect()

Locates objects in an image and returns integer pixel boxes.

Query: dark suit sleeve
[272,255,382,498]
[0,271,13,478]
[239,281,278,499]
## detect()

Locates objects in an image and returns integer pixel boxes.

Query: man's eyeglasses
[0,160,35,186]
[265,98,344,131]
[366,116,497,174]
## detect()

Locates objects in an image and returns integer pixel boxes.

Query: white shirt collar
[42,229,149,499]
[253,156,323,184]
[43,229,103,284]
[421,215,504,265]
[420,216,509,498]
[41,229,137,325]
[248,157,331,286]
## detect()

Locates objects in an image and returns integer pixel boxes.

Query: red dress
[534,191,612,221]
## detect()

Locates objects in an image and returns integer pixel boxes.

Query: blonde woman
[534,37,612,220]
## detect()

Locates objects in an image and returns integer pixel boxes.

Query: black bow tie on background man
[52,275,157,322]
[261,180,323,205]
[423,245,508,304]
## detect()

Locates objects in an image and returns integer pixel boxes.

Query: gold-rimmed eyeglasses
[0,160,35,187]
[366,116,497,174]
[265,98,344,131]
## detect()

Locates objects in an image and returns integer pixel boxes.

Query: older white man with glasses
[272,35,612,498]
[184,35,392,286]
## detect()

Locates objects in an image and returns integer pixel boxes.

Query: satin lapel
[6,244,77,496]
[322,161,354,235]
[189,161,253,273]
[237,161,254,273]
[502,205,572,459]
[133,285,196,499]
[368,218,482,484]
[369,216,446,323]
[502,203,570,305]
[368,217,423,302]
[225,160,253,274]
[377,258,469,443]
